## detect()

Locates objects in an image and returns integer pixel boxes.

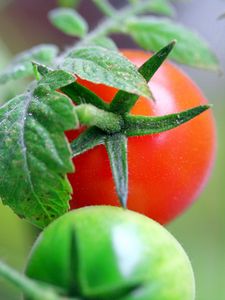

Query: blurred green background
[0,0,224,299]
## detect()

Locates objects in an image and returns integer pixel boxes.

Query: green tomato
[26,206,195,300]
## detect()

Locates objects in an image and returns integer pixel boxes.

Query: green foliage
[91,0,116,17]
[0,40,18,103]
[126,17,219,70]
[60,46,151,98]
[57,0,81,8]
[105,134,128,207]
[37,68,75,90]
[49,8,88,37]
[86,36,118,50]
[110,41,175,114]
[71,127,106,156]
[0,83,77,228]
[61,81,109,110]
[123,105,211,136]
[141,0,175,16]
[0,45,58,85]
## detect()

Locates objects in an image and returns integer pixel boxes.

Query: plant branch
[0,262,61,300]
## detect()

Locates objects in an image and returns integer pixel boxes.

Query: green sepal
[110,41,176,114]
[61,82,109,110]
[123,105,211,136]
[138,40,176,81]
[105,134,128,208]
[71,127,106,156]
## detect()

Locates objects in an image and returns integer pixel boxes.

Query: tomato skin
[67,50,216,224]
[26,206,195,300]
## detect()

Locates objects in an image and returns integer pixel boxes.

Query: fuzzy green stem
[0,262,61,300]
[75,104,123,133]
[92,0,116,17]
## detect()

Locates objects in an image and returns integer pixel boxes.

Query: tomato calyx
[36,41,211,209]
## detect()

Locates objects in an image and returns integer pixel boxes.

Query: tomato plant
[25,206,195,300]
[0,1,220,299]
[67,50,216,224]
[0,0,218,228]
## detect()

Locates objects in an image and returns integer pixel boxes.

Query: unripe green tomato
[26,206,195,300]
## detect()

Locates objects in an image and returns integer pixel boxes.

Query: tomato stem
[0,261,63,300]
[75,104,123,133]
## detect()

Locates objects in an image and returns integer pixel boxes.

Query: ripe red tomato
[67,50,216,224]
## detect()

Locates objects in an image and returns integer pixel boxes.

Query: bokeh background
[0,0,224,299]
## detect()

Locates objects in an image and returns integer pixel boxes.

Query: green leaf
[39,70,75,90]
[140,0,175,17]
[0,86,77,228]
[105,134,128,208]
[61,82,109,110]
[110,41,176,114]
[34,62,76,90]
[34,62,52,76]
[0,44,58,85]
[123,105,211,136]
[126,17,219,70]
[86,36,118,51]
[60,46,151,98]
[49,8,88,37]
[71,127,106,156]
[58,0,81,8]
[36,63,109,110]
[34,63,108,111]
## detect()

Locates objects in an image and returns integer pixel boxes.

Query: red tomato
[67,50,216,224]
